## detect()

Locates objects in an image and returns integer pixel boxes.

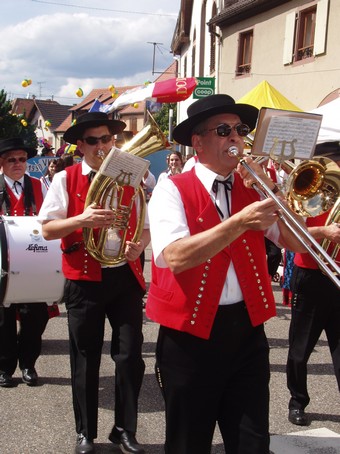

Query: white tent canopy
[310,97,340,143]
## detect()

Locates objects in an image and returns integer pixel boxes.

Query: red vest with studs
[146,168,276,339]
[60,163,145,289]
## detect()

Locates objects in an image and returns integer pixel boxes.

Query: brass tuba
[83,112,169,266]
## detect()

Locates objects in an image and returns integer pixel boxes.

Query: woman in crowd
[40,159,58,190]
[157,151,184,182]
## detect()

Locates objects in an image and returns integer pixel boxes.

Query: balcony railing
[236,63,251,75]
[296,45,313,60]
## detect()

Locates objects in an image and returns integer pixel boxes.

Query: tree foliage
[153,103,177,140]
[0,89,38,149]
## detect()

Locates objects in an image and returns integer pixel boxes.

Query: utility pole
[147,41,163,75]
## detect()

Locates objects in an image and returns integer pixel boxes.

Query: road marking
[271,428,340,453]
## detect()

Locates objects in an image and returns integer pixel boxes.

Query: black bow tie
[212,177,233,218]
[212,177,233,194]
[13,180,23,194]
[88,171,96,183]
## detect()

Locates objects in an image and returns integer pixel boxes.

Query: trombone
[228,146,340,290]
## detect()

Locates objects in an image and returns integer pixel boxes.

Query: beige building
[172,0,340,122]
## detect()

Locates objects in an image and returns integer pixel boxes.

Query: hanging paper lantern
[21,119,28,127]
[111,90,119,99]
[76,88,83,97]
[108,84,115,92]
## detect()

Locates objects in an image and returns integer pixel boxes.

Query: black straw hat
[173,94,259,147]
[0,137,37,159]
[64,112,126,144]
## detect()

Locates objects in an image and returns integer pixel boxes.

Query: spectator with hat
[0,137,49,388]
[38,112,148,454]
[146,94,306,454]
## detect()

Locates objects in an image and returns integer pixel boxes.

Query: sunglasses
[5,157,27,163]
[82,135,113,146]
[202,123,250,137]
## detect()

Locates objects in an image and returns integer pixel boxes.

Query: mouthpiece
[227,146,239,158]
[97,150,105,160]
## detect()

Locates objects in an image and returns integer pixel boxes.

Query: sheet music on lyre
[100,147,150,189]
[251,108,323,162]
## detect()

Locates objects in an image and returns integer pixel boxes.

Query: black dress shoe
[288,408,308,426]
[109,426,145,454]
[75,434,95,454]
[0,372,15,388]
[21,368,38,386]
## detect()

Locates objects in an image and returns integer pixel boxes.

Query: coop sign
[193,77,215,99]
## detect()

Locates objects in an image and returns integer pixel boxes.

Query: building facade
[172,0,340,129]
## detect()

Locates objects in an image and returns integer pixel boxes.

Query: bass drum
[0,216,64,307]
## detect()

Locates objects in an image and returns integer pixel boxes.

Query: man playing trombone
[146,94,307,454]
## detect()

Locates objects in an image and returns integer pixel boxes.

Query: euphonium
[83,112,169,266]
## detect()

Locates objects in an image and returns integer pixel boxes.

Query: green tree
[0,89,38,149]
[153,102,177,140]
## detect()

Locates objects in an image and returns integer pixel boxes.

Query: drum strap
[0,174,37,216]
[0,174,11,215]
[23,175,37,215]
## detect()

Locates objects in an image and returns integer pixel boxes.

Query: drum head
[0,216,9,305]
[0,216,64,306]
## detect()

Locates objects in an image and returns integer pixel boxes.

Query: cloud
[0,11,177,104]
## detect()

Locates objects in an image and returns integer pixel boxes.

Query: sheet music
[263,116,321,160]
[100,147,150,189]
[251,108,323,162]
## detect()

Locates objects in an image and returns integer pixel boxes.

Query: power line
[31,0,177,17]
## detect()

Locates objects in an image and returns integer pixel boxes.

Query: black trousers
[0,303,49,374]
[64,265,145,440]
[156,302,271,454]
[287,266,340,410]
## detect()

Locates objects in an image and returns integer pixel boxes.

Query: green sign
[193,77,216,99]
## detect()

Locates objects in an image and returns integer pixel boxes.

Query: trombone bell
[285,157,340,217]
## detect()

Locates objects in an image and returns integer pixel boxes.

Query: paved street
[0,245,339,453]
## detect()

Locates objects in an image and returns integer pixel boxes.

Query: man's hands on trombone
[235,155,308,253]
[236,156,278,194]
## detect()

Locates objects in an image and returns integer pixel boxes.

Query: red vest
[1,177,43,215]
[146,169,276,340]
[61,164,145,289]
[294,211,333,269]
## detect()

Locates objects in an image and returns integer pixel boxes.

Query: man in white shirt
[0,137,49,389]
[146,94,305,454]
[39,112,148,454]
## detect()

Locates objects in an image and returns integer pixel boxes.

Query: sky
[0,0,181,105]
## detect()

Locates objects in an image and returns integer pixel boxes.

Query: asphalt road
[0,246,339,453]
